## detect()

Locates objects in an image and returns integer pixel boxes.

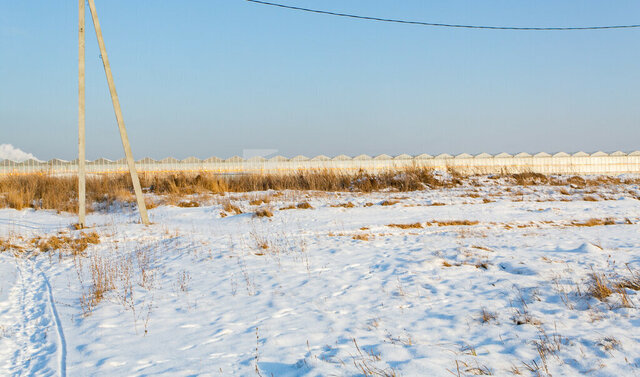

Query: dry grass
[480,308,497,323]
[142,167,448,193]
[502,172,640,188]
[0,239,24,252]
[589,273,613,301]
[74,250,117,315]
[0,175,139,213]
[254,208,273,218]
[616,275,640,291]
[296,202,313,209]
[351,339,397,377]
[511,172,549,186]
[430,220,480,226]
[597,336,621,352]
[583,267,639,309]
[249,195,271,206]
[331,202,355,208]
[177,200,200,208]
[89,253,115,305]
[571,218,615,227]
[352,234,371,241]
[0,167,451,213]
[2,170,637,213]
[31,232,100,255]
[528,326,566,376]
[222,201,243,215]
[387,223,423,229]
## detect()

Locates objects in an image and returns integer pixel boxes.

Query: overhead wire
[246,0,640,31]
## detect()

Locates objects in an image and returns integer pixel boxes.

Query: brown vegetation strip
[570,218,616,227]
[387,223,423,229]
[0,168,451,213]
[1,232,101,255]
[429,220,480,226]
[2,170,638,214]
[508,172,639,187]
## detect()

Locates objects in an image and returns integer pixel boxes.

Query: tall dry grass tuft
[589,273,613,301]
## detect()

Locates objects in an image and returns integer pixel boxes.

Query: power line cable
[247,0,640,31]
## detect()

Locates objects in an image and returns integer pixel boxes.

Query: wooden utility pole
[78,0,86,227]
[87,0,150,225]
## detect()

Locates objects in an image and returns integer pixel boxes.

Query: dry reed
[0,167,447,213]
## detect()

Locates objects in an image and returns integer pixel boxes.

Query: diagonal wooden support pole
[78,0,86,227]
[87,0,150,225]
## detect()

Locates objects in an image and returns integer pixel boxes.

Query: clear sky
[1,0,639,160]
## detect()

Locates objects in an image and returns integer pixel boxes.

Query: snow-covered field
[1,177,640,376]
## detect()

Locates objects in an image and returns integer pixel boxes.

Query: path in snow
[0,255,66,376]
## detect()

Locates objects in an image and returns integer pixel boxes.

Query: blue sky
[1,0,639,160]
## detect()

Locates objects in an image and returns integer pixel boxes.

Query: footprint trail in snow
[0,255,66,376]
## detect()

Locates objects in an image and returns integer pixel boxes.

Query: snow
[0,144,41,162]
[1,180,640,376]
